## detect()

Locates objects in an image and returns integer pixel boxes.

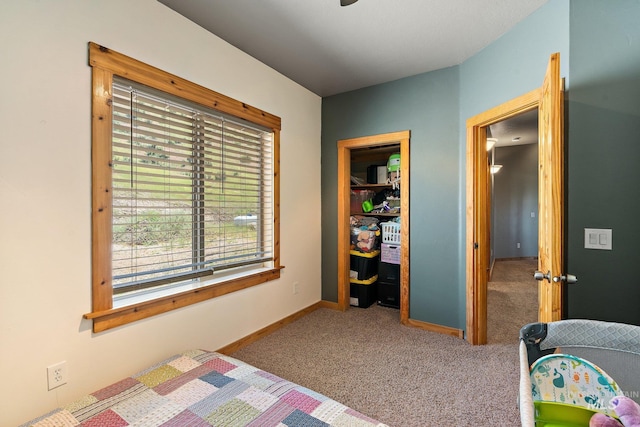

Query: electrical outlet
[47,361,68,390]
[293,282,299,294]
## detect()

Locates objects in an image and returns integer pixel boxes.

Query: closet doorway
[337,131,410,323]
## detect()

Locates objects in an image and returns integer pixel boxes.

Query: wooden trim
[216,302,323,354]
[318,300,341,310]
[321,300,464,340]
[215,299,466,358]
[337,142,351,311]
[405,318,465,339]
[88,42,280,131]
[85,268,282,332]
[91,66,114,313]
[336,131,410,323]
[465,122,476,343]
[272,129,281,269]
[465,89,540,345]
[399,135,410,324]
[466,89,539,128]
[494,257,538,261]
[486,152,492,286]
[337,130,412,149]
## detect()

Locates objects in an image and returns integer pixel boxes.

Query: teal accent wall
[321,67,461,326]
[321,0,570,331]
[566,0,640,325]
[322,0,640,330]
[459,0,570,120]
[323,0,640,331]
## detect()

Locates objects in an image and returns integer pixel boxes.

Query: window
[86,43,282,332]
[111,78,274,295]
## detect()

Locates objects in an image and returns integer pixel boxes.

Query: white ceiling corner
[157,0,549,97]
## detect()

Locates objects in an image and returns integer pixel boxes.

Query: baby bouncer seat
[519,319,640,426]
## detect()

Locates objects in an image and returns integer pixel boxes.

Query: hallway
[487,258,539,344]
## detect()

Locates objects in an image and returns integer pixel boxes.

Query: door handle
[553,274,578,284]
[534,270,551,282]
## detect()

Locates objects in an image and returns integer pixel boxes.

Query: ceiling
[489,108,538,147]
[158,0,544,146]
[158,0,548,97]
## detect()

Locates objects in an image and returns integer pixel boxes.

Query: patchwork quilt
[22,349,387,427]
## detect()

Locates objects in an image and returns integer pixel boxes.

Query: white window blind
[111,77,274,295]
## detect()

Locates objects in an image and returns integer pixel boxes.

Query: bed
[22,349,387,427]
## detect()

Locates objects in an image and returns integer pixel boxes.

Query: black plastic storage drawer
[378,281,399,309]
[378,261,400,284]
[350,250,380,281]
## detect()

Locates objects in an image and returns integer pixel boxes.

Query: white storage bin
[381,243,400,264]
[381,222,400,244]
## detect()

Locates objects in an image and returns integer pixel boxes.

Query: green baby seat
[530,353,622,426]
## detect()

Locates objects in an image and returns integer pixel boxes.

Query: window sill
[84,266,283,333]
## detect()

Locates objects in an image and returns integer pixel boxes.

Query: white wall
[0,1,321,425]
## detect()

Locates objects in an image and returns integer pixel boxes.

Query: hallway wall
[493,144,539,259]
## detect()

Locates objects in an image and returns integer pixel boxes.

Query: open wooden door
[466,53,564,344]
[535,53,565,322]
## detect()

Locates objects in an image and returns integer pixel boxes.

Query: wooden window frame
[85,42,282,332]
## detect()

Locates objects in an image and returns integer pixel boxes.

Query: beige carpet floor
[487,258,539,344]
[231,259,538,426]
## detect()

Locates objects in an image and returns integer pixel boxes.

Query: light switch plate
[584,228,612,250]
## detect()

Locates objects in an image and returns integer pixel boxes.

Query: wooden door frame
[337,131,410,323]
[465,90,540,345]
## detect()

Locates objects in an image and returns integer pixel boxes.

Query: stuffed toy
[590,396,640,427]
[356,229,375,251]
